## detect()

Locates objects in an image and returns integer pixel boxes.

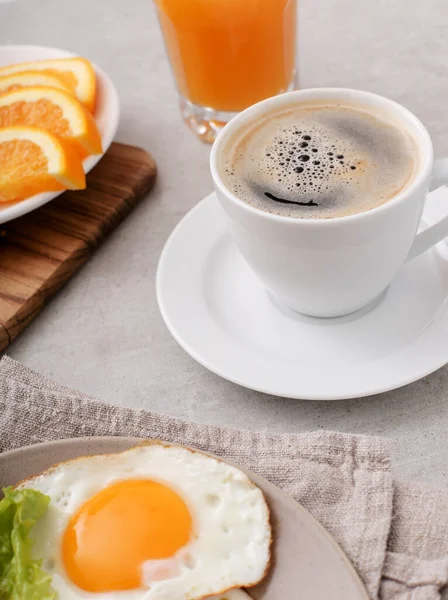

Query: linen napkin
[0,356,447,600]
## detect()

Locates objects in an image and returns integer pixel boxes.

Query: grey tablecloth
[0,356,447,600]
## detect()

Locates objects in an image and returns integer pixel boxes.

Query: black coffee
[221,103,418,218]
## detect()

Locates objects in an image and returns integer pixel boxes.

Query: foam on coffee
[221,103,418,218]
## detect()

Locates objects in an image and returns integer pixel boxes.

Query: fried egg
[19,443,271,599]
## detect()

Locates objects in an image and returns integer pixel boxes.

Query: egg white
[20,443,271,600]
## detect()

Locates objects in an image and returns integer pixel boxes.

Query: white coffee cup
[210,88,448,318]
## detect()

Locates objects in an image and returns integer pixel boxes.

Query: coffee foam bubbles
[222,104,418,218]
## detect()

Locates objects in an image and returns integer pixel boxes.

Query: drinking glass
[154,0,297,143]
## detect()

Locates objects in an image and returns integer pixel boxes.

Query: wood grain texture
[0,142,157,350]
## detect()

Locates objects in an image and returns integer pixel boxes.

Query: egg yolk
[62,479,192,592]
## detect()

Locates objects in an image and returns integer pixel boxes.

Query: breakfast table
[1,0,447,486]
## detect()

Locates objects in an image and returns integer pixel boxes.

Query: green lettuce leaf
[0,487,56,600]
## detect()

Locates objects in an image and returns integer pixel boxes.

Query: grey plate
[0,437,369,600]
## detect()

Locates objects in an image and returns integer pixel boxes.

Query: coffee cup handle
[406,158,448,262]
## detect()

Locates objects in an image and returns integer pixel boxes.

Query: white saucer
[157,191,448,400]
[0,45,120,224]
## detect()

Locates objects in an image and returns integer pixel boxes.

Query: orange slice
[0,86,103,158]
[0,126,86,203]
[0,70,73,96]
[0,57,96,112]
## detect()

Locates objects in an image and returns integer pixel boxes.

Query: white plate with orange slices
[0,45,120,224]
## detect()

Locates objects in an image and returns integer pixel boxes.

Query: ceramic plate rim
[156,193,448,401]
[0,44,120,224]
[0,436,369,600]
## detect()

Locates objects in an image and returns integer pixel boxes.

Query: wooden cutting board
[0,142,157,351]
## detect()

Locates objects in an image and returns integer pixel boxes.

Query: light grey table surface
[1,0,447,485]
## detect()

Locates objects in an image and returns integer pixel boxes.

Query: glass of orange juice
[154,0,297,143]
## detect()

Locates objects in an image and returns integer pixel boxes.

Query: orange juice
[154,0,297,113]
